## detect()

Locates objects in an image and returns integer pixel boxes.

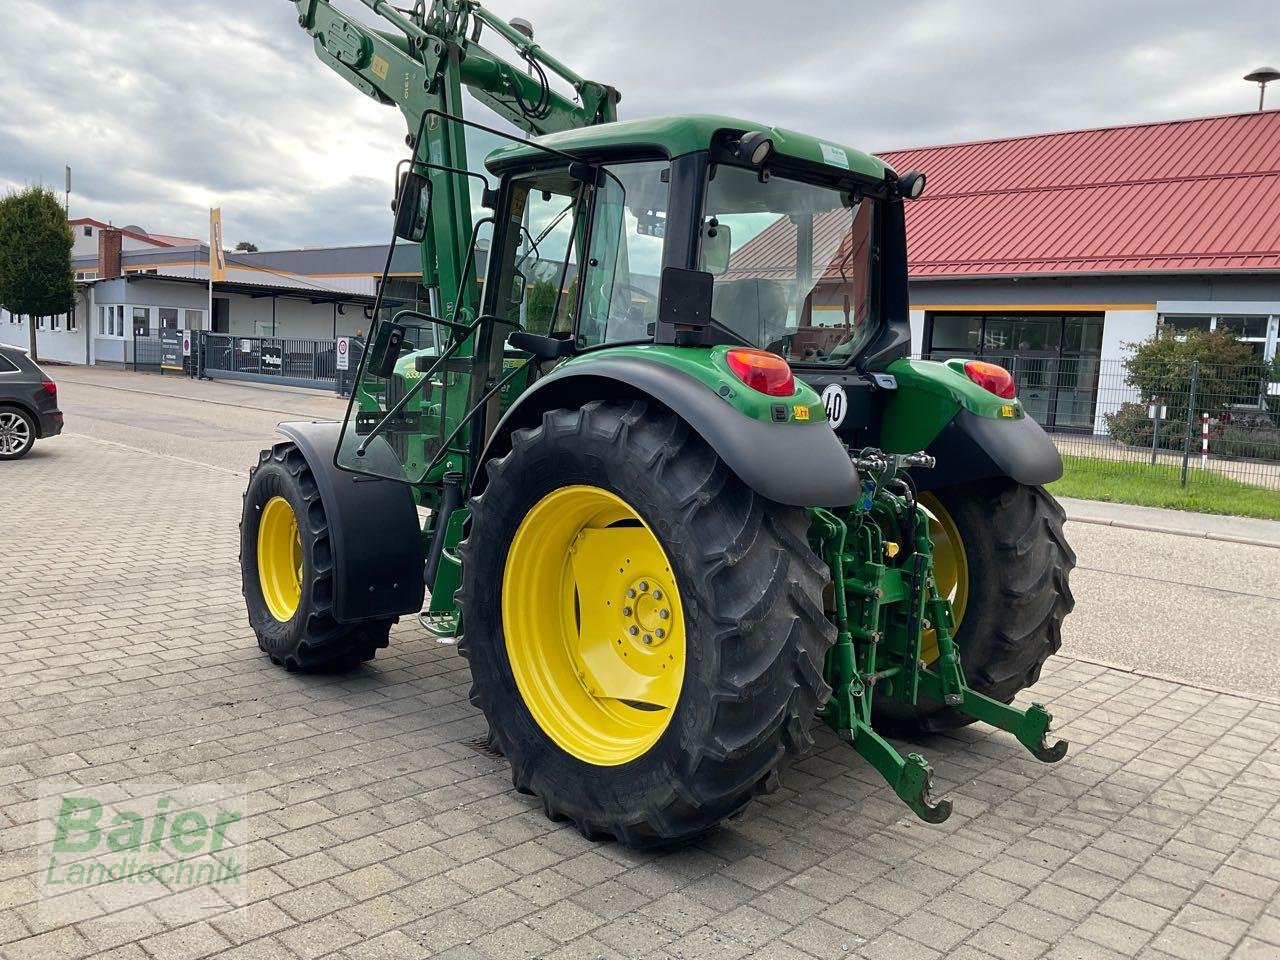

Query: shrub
[1123,327,1268,425]
[1103,402,1186,451]
[1214,423,1280,461]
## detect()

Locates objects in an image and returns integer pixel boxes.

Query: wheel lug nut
[622,606,632,616]
[658,609,669,620]
[652,589,662,600]
[628,626,639,636]
[638,581,649,592]
[655,628,665,638]
[627,588,636,599]
[642,634,652,644]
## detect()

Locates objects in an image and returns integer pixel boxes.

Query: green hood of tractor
[485,114,892,181]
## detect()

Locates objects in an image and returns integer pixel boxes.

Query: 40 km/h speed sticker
[821,384,848,428]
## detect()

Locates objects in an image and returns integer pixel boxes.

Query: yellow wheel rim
[501,485,686,766]
[258,496,304,623]
[918,492,968,664]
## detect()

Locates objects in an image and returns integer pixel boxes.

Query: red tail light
[725,348,795,397]
[963,361,1015,400]
[41,379,57,400]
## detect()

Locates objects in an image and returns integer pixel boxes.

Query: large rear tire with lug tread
[240,442,393,671]
[458,400,834,848]
[876,478,1075,735]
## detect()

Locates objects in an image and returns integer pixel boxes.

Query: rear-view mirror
[393,171,432,243]
[700,219,733,276]
[369,321,407,379]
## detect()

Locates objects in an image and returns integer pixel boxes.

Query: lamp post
[1244,66,1280,111]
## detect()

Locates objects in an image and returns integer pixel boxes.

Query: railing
[200,333,348,390]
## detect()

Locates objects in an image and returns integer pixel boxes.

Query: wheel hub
[257,496,303,623]
[502,485,686,766]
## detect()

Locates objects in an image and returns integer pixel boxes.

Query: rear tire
[458,400,833,848]
[0,405,36,461]
[240,442,393,671]
[876,479,1075,735]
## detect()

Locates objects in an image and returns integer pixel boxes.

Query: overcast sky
[2,0,1276,251]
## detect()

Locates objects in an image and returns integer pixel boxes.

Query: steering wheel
[601,282,655,340]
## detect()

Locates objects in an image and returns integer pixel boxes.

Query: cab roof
[484,114,892,182]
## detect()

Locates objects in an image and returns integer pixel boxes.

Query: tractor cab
[480,115,915,373]
[339,116,919,488]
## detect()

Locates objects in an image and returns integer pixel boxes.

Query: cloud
[1,0,1275,249]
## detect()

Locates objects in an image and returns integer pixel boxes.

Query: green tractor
[240,0,1074,846]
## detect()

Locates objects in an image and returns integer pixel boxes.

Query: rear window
[0,353,19,373]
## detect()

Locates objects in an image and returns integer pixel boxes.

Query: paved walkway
[1,411,1277,958]
[1059,498,1280,549]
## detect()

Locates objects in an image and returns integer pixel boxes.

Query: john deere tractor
[240,0,1075,846]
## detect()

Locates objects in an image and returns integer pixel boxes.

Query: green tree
[1122,326,1265,426]
[234,241,259,252]
[524,278,558,334]
[0,186,74,361]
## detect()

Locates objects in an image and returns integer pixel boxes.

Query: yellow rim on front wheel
[502,485,686,766]
[918,492,969,664]
[258,496,304,622]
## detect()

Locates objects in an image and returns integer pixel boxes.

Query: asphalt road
[48,367,1280,701]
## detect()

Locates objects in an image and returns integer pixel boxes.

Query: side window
[507,177,585,337]
[0,354,17,373]
[578,161,669,348]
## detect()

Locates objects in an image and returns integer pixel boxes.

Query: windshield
[700,164,875,365]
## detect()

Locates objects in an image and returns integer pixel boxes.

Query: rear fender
[476,352,861,508]
[276,421,425,622]
[879,358,1062,490]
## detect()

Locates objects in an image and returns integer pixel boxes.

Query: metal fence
[131,330,192,375]
[923,353,1280,491]
[200,333,344,391]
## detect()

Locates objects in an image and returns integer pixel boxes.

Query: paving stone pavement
[1,433,1278,960]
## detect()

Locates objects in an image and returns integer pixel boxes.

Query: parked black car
[0,344,63,460]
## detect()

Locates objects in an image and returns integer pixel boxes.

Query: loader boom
[291,0,617,327]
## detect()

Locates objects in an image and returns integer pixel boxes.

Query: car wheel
[0,406,36,461]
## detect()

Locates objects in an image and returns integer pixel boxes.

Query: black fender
[477,357,861,507]
[912,408,1064,492]
[276,421,425,622]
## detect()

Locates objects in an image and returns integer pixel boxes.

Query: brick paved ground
[2,432,1278,960]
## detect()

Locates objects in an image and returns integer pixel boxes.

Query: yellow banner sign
[209,208,227,282]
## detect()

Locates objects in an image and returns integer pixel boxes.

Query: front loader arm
[291,0,616,316]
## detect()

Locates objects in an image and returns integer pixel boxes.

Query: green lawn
[1048,455,1280,521]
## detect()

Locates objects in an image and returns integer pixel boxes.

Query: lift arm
[290,0,618,322]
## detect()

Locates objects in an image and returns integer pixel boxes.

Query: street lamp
[1244,66,1280,111]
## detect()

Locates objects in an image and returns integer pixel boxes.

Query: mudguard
[477,356,861,508]
[276,421,425,623]
[914,409,1064,491]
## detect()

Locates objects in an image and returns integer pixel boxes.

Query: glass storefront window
[929,314,982,352]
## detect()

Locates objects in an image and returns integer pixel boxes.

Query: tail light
[725,348,795,397]
[963,361,1015,400]
[41,379,57,400]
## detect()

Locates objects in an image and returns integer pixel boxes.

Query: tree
[234,241,259,253]
[1122,326,1264,425]
[0,186,74,361]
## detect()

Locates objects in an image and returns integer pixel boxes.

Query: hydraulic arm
[291,0,617,327]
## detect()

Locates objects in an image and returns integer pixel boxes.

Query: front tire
[877,478,1075,734]
[458,400,833,848]
[240,442,393,671]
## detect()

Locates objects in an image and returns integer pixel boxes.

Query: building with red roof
[881,109,1280,432]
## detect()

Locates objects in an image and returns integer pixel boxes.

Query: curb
[1064,513,1280,550]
